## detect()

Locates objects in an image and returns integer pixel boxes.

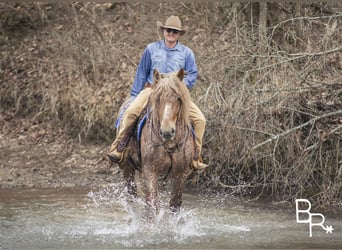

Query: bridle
[148,105,190,155]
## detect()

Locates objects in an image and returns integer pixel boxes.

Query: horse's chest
[142,145,190,170]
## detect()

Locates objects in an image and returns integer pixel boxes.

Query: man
[108,15,208,170]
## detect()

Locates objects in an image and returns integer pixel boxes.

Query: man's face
[163,28,181,44]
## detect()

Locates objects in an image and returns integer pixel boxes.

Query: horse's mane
[150,72,191,126]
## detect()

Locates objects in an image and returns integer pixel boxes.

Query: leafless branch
[252,110,342,150]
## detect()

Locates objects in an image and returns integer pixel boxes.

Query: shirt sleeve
[130,47,152,97]
[183,49,198,90]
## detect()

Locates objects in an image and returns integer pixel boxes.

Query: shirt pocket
[151,53,164,69]
[173,56,186,69]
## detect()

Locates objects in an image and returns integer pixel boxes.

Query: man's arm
[183,49,198,90]
[130,48,152,97]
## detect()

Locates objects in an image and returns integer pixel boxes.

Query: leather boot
[192,159,208,170]
[191,141,208,170]
[108,111,138,164]
[108,148,124,163]
[108,140,125,163]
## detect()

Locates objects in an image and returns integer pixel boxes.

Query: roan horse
[115,69,194,217]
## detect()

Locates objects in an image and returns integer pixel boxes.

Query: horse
[115,69,194,217]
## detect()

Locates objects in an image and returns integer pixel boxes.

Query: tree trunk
[258,2,268,57]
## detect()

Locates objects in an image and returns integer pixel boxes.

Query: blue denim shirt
[130,40,198,97]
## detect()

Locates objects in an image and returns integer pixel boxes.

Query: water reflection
[0,184,341,249]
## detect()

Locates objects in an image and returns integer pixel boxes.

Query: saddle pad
[137,114,147,141]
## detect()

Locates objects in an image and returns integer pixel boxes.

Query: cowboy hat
[157,15,187,35]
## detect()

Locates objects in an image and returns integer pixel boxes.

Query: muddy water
[0,183,341,249]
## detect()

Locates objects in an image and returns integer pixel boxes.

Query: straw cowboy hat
[157,15,187,35]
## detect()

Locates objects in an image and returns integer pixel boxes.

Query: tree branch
[252,110,342,150]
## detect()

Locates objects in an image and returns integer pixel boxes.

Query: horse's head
[151,69,191,141]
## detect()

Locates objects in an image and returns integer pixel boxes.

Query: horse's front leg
[170,177,184,213]
[142,166,160,219]
[123,165,137,199]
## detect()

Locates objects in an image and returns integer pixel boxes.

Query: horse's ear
[153,69,160,84]
[177,69,185,81]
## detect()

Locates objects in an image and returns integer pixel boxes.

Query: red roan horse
[116,69,194,218]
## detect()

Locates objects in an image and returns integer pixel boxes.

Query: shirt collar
[161,40,181,51]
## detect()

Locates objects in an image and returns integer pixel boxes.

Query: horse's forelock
[151,73,191,126]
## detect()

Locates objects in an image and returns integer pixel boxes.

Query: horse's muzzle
[160,128,175,141]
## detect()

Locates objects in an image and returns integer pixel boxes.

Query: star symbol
[325,225,334,234]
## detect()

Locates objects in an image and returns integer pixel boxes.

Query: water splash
[85,183,207,247]
[0,185,245,249]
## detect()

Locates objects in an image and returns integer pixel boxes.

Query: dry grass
[1,2,341,208]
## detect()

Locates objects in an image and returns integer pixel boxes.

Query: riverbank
[0,114,118,189]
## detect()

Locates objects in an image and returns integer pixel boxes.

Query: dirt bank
[0,114,118,188]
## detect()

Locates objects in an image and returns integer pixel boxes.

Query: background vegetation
[1,2,341,208]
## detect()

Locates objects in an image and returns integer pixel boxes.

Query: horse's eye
[177,98,182,103]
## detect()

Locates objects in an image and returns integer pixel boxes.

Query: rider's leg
[189,101,208,170]
[108,87,153,163]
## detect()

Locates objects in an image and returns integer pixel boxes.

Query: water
[0,183,341,249]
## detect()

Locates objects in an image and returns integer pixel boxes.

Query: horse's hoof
[177,217,185,226]
[126,217,133,225]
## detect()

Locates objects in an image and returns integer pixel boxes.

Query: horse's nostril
[160,128,176,140]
